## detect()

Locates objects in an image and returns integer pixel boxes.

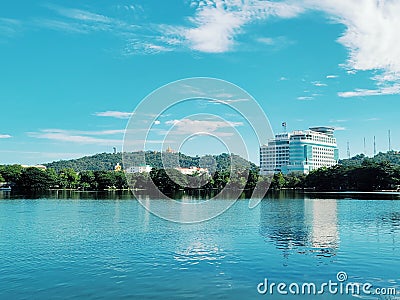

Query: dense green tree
[212,171,230,190]
[45,168,58,186]
[271,172,286,189]
[128,172,150,189]
[79,170,97,190]
[0,164,23,183]
[114,171,128,189]
[58,168,79,189]
[16,167,55,191]
[285,172,306,188]
[150,168,188,191]
[94,171,116,190]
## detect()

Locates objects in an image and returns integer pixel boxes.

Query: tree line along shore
[1,151,400,193]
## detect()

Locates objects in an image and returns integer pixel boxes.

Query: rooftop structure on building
[260,126,339,175]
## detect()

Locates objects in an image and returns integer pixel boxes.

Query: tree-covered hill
[339,150,400,167]
[44,152,258,173]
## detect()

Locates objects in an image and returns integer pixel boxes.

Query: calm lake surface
[0,191,399,299]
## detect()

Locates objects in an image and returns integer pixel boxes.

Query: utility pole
[373,136,376,156]
[363,137,366,155]
[388,130,391,152]
[347,141,350,159]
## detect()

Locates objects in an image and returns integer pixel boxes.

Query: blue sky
[1,0,400,165]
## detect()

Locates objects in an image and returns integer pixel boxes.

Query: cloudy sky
[1,0,400,164]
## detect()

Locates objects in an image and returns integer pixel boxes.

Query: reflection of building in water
[259,195,339,257]
[304,199,339,250]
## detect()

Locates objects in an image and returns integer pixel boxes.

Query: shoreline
[3,188,400,196]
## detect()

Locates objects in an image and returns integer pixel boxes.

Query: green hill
[44,152,258,173]
[339,150,400,167]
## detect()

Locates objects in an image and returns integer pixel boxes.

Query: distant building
[126,165,152,174]
[166,146,174,153]
[114,163,122,172]
[260,126,339,175]
[175,166,209,176]
[21,164,47,170]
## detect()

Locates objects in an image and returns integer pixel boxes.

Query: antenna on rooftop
[347,141,350,159]
[373,136,376,156]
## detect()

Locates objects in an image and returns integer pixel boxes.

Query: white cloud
[338,85,400,98]
[165,118,242,136]
[34,19,90,34]
[38,5,139,36]
[116,4,144,13]
[256,35,295,50]
[297,96,314,101]
[257,37,275,45]
[184,4,245,53]
[312,81,327,87]
[28,131,122,145]
[208,98,250,105]
[40,129,125,135]
[159,0,304,53]
[28,129,123,145]
[0,134,12,139]
[50,6,112,23]
[333,126,346,131]
[124,40,172,55]
[154,120,161,125]
[19,0,400,96]
[0,18,22,37]
[365,117,380,121]
[303,0,400,96]
[34,2,301,55]
[94,111,133,119]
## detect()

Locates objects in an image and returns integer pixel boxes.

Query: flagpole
[282,122,287,133]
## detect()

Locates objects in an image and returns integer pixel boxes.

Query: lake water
[0,191,399,299]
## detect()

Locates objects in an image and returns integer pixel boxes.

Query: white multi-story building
[260,126,339,174]
[125,165,152,174]
[175,166,209,176]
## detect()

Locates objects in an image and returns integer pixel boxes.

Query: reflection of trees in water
[259,199,309,257]
[259,197,338,258]
[381,212,400,232]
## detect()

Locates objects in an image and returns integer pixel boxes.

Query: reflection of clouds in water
[174,241,226,266]
[259,198,339,258]
[171,235,234,288]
